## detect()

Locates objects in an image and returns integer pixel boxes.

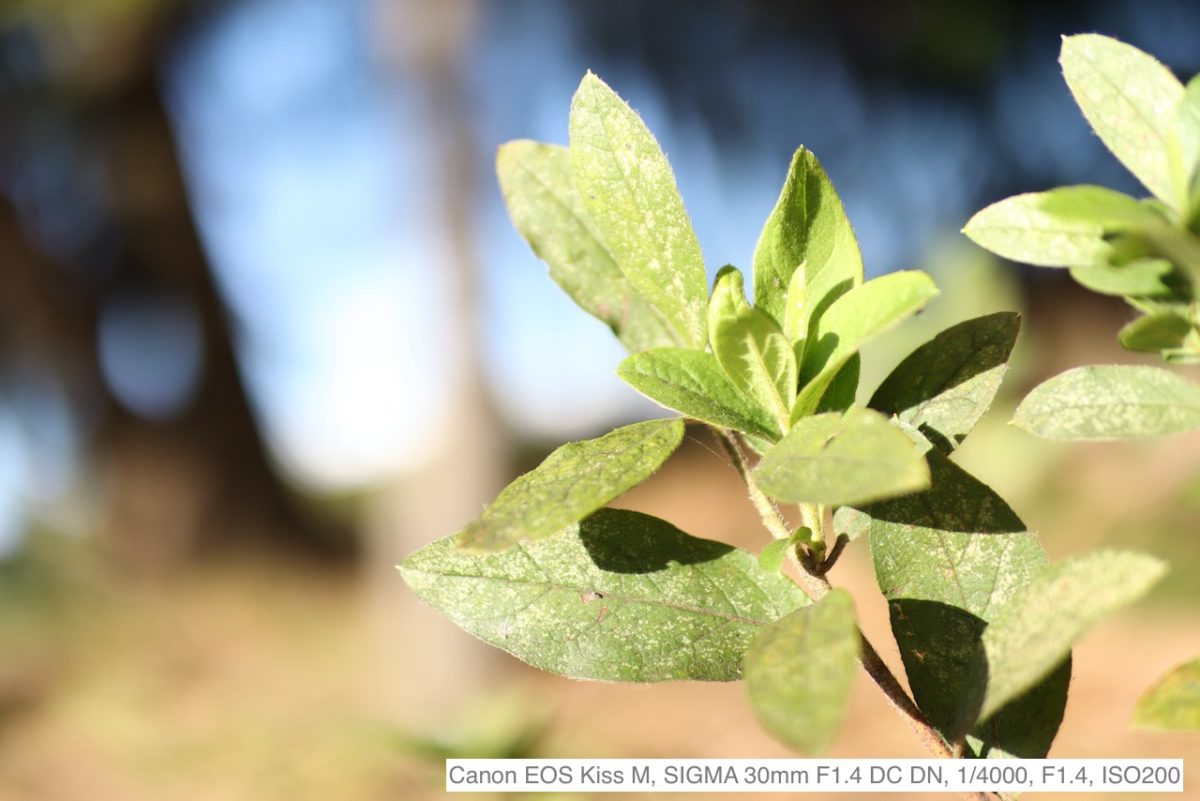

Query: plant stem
[715,427,990,792]
[821,533,849,573]
[800,503,825,543]
[715,429,791,542]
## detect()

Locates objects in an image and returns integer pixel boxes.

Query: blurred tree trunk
[99,44,351,565]
[365,0,511,724]
[0,3,349,571]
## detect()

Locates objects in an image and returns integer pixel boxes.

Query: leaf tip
[577,69,608,95]
[960,208,988,242]
[396,559,418,587]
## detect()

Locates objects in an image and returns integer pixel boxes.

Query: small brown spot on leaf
[581,591,604,603]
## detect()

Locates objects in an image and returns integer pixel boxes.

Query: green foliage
[1059,34,1185,207]
[399,66,1179,760]
[794,270,939,420]
[815,354,860,414]
[617,348,779,439]
[744,590,860,754]
[496,140,678,352]
[1133,659,1200,731]
[964,33,1200,736]
[458,419,683,551]
[1118,310,1196,353]
[709,267,797,432]
[963,190,1145,268]
[964,33,1200,373]
[1013,365,1200,440]
[752,147,863,329]
[401,509,809,682]
[753,408,930,506]
[861,449,1068,757]
[568,72,708,349]
[868,312,1019,452]
[756,537,792,573]
[978,551,1166,722]
[1069,259,1175,298]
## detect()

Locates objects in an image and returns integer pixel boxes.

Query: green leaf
[1182,76,1200,218]
[1012,364,1200,440]
[1170,77,1200,208]
[793,270,939,419]
[754,407,930,506]
[1060,34,1185,206]
[459,419,684,551]
[496,140,678,352]
[709,268,797,431]
[568,72,708,348]
[1165,348,1200,365]
[1118,311,1196,352]
[831,505,869,542]
[1133,658,1200,731]
[1039,185,1164,228]
[864,449,1068,755]
[800,270,939,383]
[979,550,1167,722]
[758,526,812,573]
[1070,259,1175,298]
[815,353,860,414]
[869,312,1020,452]
[399,508,810,682]
[757,538,791,573]
[752,147,863,327]
[963,193,1113,268]
[782,262,809,343]
[617,348,780,440]
[744,589,860,754]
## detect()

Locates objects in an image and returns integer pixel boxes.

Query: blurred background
[0,0,1198,799]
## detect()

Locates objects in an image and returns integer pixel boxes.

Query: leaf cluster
[965,34,1198,733]
[400,70,1167,760]
[966,34,1200,440]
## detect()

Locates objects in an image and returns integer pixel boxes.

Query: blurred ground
[2,402,1198,801]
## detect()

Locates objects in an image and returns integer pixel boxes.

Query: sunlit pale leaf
[1013,364,1200,439]
[1170,77,1200,206]
[964,192,1116,268]
[979,550,1167,722]
[1061,34,1185,206]
[1181,76,1200,214]
[401,509,810,682]
[617,348,780,440]
[793,271,938,419]
[782,262,809,344]
[709,267,797,431]
[1039,185,1165,228]
[755,407,929,506]
[459,419,684,550]
[569,73,707,348]
[744,589,860,754]
[753,147,863,328]
[496,140,678,352]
